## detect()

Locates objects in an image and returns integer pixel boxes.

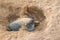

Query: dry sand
[0,0,60,40]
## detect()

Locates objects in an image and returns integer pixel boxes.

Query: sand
[0,0,60,40]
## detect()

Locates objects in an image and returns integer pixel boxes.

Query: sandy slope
[0,0,60,40]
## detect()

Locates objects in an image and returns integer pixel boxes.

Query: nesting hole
[0,4,46,32]
[24,6,46,31]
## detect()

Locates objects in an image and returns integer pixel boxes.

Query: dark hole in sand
[0,4,46,31]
